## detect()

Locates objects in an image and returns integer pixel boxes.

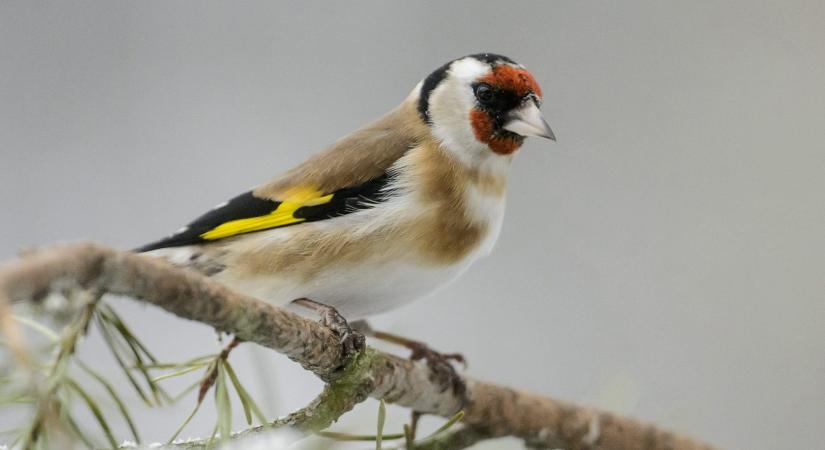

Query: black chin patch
[496,129,525,143]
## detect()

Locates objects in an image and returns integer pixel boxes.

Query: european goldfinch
[139,53,554,357]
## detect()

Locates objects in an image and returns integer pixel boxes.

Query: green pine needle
[376,399,387,450]
[167,398,204,444]
[215,363,232,441]
[171,378,203,403]
[223,360,269,427]
[65,377,118,449]
[410,410,466,447]
[12,315,59,342]
[77,360,141,444]
[151,364,206,383]
[96,314,153,406]
[404,423,415,448]
[317,431,406,441]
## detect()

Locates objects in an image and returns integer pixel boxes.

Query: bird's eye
[474,84,494,104]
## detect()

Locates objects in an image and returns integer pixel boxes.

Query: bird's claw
[293,298,365,362]
[408,342,467,398]
[319,308,366,360]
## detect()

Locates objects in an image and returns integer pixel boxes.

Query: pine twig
[0,243,717,450]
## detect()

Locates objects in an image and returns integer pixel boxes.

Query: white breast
[283,260,471,319]
[465,183,507,257]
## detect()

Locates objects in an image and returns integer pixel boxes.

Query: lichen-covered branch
[0,242,717,450]
[0,242,344,379]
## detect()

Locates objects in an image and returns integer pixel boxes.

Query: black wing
[137,173,393,252]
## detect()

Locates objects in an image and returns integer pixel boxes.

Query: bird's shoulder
[255,99,428,200]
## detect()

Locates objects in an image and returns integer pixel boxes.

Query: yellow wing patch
[200,187,333,241]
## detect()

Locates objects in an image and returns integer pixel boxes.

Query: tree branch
[0,242,717,450]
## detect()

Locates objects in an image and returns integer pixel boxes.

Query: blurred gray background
[1,1,823,449]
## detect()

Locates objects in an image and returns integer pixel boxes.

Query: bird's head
[417,53,555,158]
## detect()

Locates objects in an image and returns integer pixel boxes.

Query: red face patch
[470,109,523,155]
[478,65,542,99]
[470,65,540,155]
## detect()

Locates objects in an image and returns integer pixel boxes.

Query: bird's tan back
[254,98,429,200]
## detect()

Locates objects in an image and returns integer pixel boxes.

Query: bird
[138,53,555,377]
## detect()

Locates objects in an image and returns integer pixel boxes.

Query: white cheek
[428,59,492,163]
[430,92,477,156]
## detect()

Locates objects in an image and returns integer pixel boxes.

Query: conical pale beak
[502,101,556,141]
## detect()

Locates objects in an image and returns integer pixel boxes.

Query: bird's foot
[292,298,365,361]
[408,340,467,398]
[357,325,466,398]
